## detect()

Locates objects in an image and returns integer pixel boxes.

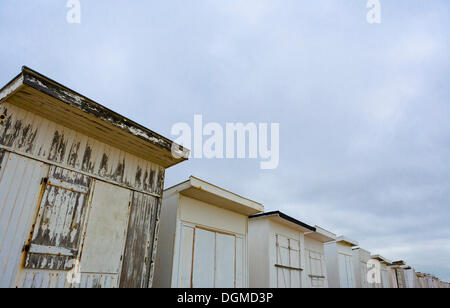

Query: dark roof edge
[249,211,316,232]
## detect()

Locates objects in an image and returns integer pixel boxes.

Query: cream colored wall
[178,195,248,235]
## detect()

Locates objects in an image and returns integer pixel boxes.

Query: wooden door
[119,192,159,288]
[275,235,301,288]
[24,166,91,271]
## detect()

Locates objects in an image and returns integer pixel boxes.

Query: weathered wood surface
[119,192,158,288]
[0,152,49,288]
[25,166,91,270]
[0,103,164,196]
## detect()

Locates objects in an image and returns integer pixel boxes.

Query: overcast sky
[1,0,449,281]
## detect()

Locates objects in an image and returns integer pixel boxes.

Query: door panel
[119,192,158,288]
[215,233,235,288]
[235,237,244,288]
[338,254,348,287]
[276,235,301,288]
[276,235,290,288]
[25,166,91,270]
[80,180,131,274]
[192,228,215,288]
[289,240,301,288]
[178,225,195,288]
[309,251,325,288]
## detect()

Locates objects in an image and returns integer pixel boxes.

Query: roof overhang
[305,225,336,243]
[389,260,406,268]
[352,247,371,255]
[249,211,316,233]
[0,66,189,168]
[371,255,392,264]
[166,176,264,216]
[335,236,359,247]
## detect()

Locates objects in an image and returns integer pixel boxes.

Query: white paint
[248,215,309,288]
[80,180,131,274]
[0,76,24,101]
[0,152,49,288]
[154,177,257,288]
[192,228,216,288]
[324,237,358,288]
[215,233,236,288]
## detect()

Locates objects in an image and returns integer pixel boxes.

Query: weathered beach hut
[247,211,316,288]
[0,67,188,288]
[370,255,394,288]
[153,176,263,288]
[324,236,358,288]
[424,274,434,288]
[352,247,372,288]
[303,225,336,288]
[432,276,441,288]
[416,273,427,288]
[403,266,419,288]
[389,260,408,288]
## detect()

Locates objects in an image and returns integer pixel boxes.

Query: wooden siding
[0,152,49,287]
[0,103,165,197]
[119,192,158,288]
[24,167,91,271]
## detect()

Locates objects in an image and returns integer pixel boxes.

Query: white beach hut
[370,255,394,288]
[303,226,336,288]
[153,176,263,288]
[248,211,316,288]
[352,247,372,288]
[324,236,359,288]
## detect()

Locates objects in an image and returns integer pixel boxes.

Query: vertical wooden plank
[215,233,235,288]
[192,228,215,288]
[178,225,195,288]
[235,237,244,288]
[119,191,156,288]
[289,239,301,288]
[346,255,355,288]
[276,235,290,288]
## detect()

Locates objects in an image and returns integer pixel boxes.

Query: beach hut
[0,67,188,288]
[416,273,427,288]
[424,274,434,288]
[403,266,418,288]
[324,236,359,288]
[389,261,408,288]
[303,226,336,288]
[352,247,372,288]
[247,211,316,288]
[370,255,394,288]
[432,276,441,288]
[153,177,263,288]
